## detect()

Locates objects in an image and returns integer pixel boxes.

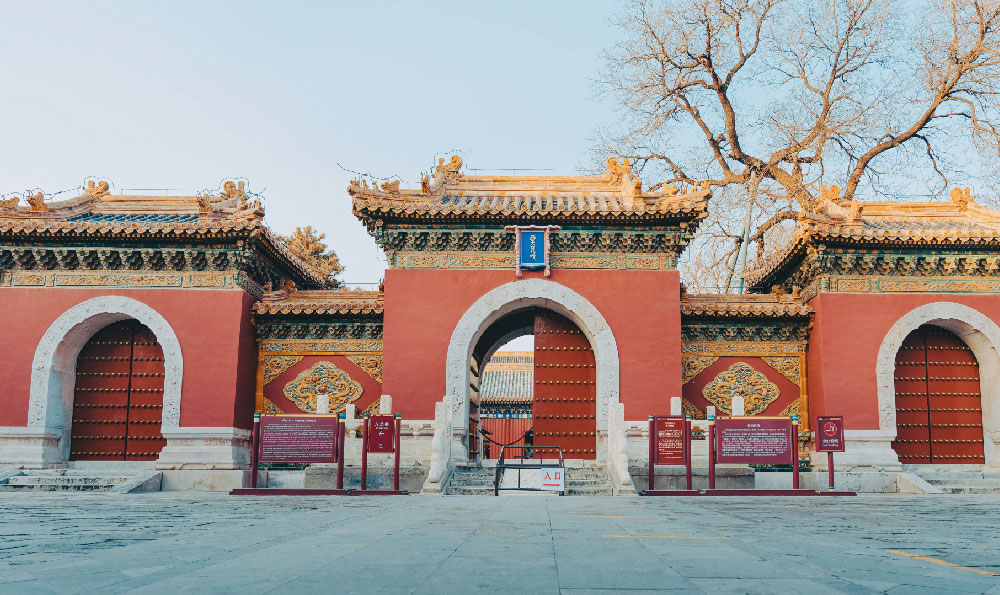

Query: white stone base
[810,430,902,471]
[155,427,252,470]
[160,469,250,491]
[754,471,898,493]
[0,426,66,468]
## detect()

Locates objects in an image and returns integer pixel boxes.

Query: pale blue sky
[0,1,621,284]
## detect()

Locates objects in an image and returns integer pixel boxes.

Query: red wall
[0,288,256,430]
[382,268,682,420]
[808,292,1000,430]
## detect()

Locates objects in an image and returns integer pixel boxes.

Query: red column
[336,414,346,490]
[360,415,369,490]
[647,415,655,491]
[792,416,800,490]
[685,416,692,491]
[394,414,402,492]
[249,414,261,489]
[708,416,716,491]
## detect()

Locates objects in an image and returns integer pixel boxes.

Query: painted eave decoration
[0,180,326,287]
[681,294,813,318]
[743,186,1000,291]
[254,289,385,316]
[348,155,712,227]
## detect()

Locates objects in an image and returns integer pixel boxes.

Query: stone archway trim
[0,296,184,466]
[875,301,1000,469]
[444,279,620,460]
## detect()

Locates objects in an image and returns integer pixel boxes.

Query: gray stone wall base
[754,471,898,493]
[630,465,755,492]
[305,463,428,493]
[160,470,250,491]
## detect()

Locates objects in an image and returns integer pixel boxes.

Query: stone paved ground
[1,493,998,594]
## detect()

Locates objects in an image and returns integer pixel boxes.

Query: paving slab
[0,493,998,593]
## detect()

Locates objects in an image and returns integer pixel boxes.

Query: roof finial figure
[950,187,973,210]
[434,155,464,184]
[604,157,633,187]
[0,195,18,212]
[83,180,110,199]
[26,192,46,212]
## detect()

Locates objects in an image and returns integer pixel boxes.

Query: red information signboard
[716,417,793,464]
[815,416,845,452]
[367,415,396,453]
[655,417,686,465]
[259,414,339,463]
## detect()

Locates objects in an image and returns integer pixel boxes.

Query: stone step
[5,475,133,486]
[935,485,1000,494]
[919,473,1000,481]
[0,480,119,492]
[925,479,1000,488]
[445,486,497,496]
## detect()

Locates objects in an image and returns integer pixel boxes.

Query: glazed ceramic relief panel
[681,356,805,423]
[259,354,382,415]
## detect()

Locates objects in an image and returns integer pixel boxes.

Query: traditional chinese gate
[533,313,596,459]
[892,324,985,464]
[70,320,167,461]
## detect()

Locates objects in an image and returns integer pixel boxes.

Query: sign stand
[815,416,847,492]
[233,411,349,496]
[643,414,697,496]
[352,412,407,495]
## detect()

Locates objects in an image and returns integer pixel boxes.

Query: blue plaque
[519,230,546,269]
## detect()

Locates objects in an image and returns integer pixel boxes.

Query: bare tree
[598,0,1000,291]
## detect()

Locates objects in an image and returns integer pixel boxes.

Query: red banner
[259,415,339,463]
[815,416,845,452]
[716,417,793,464]
[367,415,396,453]
[655,417,686,465]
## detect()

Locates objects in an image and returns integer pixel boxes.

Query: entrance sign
[259,414,340,463]
[655,417,686,465]
[540,468,565,491]
[367,415,396,453]
[815,416,845,452]
[716,417,793,464]
[506,225,560,277]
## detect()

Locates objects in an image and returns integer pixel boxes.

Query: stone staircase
[444,465,613,495]
[911,469,1000,494]
[0,469,162,493]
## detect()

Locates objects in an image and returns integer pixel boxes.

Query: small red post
[336,413,346,490]
[791,415,800,490]
[647,415,655,491]
[249,413,261,489]
[828,451,835,492]
[360,414,369,490]
[685,415,692,491]
[707,415,716,491]
[393,414,402,492]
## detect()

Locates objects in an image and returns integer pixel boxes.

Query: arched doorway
[70,320,167,461]
[892,324,985,464]
[470,308,597,461]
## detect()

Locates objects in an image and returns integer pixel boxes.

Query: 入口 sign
[540,468,565,491]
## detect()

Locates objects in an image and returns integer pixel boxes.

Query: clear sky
[0,1,621,285]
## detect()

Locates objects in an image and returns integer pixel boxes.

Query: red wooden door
[533,313,596,459]
[892,324,985,464]
[71,320,166,461]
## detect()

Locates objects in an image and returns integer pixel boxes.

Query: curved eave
[253,305,385,316]
[745,230,1000,292]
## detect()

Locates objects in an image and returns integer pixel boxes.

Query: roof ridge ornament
[951,187,973,211]
[603,157,633,187]
[83,180,110,199]
[434,155,464,185]
[26,192,46,212]
[0,195,19,212]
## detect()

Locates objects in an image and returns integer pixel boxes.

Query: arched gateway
[445,279,620,461]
